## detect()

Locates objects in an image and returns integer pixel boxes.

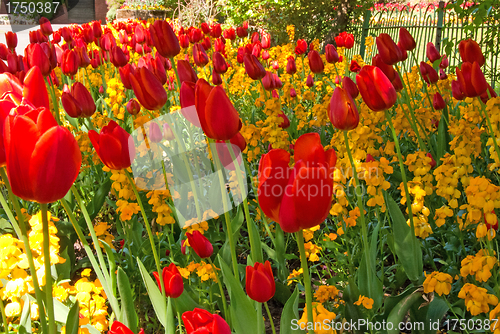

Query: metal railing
[351,1,499,88]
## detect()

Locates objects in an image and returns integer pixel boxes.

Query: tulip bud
[290,88,297,98]
[325,44,339,63]
[192,43,209,67]
[307,50,324,74]
[39,17,53,36]
[61,82,96,118]
[99,85,104,94]
[246,261,275,303]
[179,34,190,48]
[163,123,175,140]
[251,32,260,44]
[458,39,485,67]
[244,54,266,80]
[149,122,163,143]
[262,71,276,91]
[212,51,228,74]
[356,65,397,112]
[451,80,465,100]
[426,42,441,62]
[419,62,439,84]
[294,39,307,55]
[129,67,168,110]
[5,32,17,50]
[306,74,314,87]
[223,27,236,40]
[439,55,449,69]
[433,92,445,110]
[149,20,180,58]
[201,22,210,34]
[261,32,271,49]
[212,70,222,86]
[335,34,344,47]
[376,33,402,65]
[210,24,222,38]
[342,76,359,98]
[153,263,184,298]
[398,27,416,51]
[111,45,128,67]
[201,36,211,51]
[344,33,354,49]
[329,87,359,130]
[286,57,297,75]
[186,230,213,258]
[61,49,79,77]
[427,153,436,169]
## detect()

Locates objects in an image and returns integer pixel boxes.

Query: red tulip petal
[23,66,50,109]
[204,86,240,141]
[212,314,231,334]
[294,132,325,165]
[248,269,273,302]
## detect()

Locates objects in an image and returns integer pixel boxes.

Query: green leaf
[436,111,447,165]
[54,299,70,323]
[137,258,168,328]
[65,301,80,334]
[387,290,424,334]
[173,285,201,315]
[385,192,423,282]
[117,267,138,333]
[166,297,175,334]
[18,294,32,334]
[280,287,305,334]
[247,217,263,263]
[90,179,111,221]
[218,255,257,334]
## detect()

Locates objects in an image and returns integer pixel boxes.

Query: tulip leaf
[218,254,258,334]
[90,179,111,220]
[65,301,80,334]
[436,113,447,166]
[247,216,263,264]
[137,258,168,328]
[166,297,175,334]
[101,240,117,296]
[172,285,201,315]
[117,267,138,333]
[387,289,424,334]
[18,294,32,334]
[385,192,423,282]
[279,287,304,334]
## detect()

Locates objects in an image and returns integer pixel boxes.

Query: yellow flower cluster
[314,285,339,303]
[460,250,497,283]
[104,78,126,120]
[92,222,115,250]
[458,283,498,316]
[298,303,337,334]
[147,189,175,226]
[106,167,140,221]
[354,295,374,309]
[400,181,432,238]
[304,242,322,262]
[178,261,219,282]
[422,271,453,296]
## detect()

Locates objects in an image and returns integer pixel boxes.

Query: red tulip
[295,39,307,55]
[129,67,167,110]
[290,88,297,98]
[439,69,448,80]
[439,55,449,69]
[23,66,50,110]
[261,32,271,49]
[329,87,359,130]
[286,57,297,75]
[356,65,397,112]
[149,20,180,58]
[177,59,198,84]
[419,62,439,84]
[342,76,359,98]
[246,261,275,303]
[0,44,8,61]
[109,321,144,334]
[344,33,354,49]
[456,61,487,98]
[61,82,96,118]
[39,17,53,36]
[433,92,445,110]
[451,80,464,100]
[376,33,402,65]
[195,80,241,140]
[210,24,222,38]
[5,32,17,50]
[244,54,266,80]
[223,27,236,40]
[426,42,441,63]
[427,153,436,169]
[278,111,290,129]
[372,54,395,81]
[182,308,231,334]
[111,45,128,67]
[398,27,416,51]
[392,72,403,92]
[212,52,228,74]
[88,120,135,170]
[212,70,222,86]
[458,39,485,67]
[61,49,79,77]
[349,60,361,73]
[258,133,336,232]
[236,26,248,38]
[262,71,276,91]
[192,43,209,67]
[179,34,190,48]
[186,230,213,258]
[126,98,141,116]
[201,36,211,51]
[201,22,210,34]
[335,34,344,48]
[25,43,51,76]
[306,74,314,87]
[189,28,203,43]
[397,43,408,61]
[153,263,184,298]
[307,50,324,74]
[215,132,246,170]
[325,44,339,63]
[5,105,81,203]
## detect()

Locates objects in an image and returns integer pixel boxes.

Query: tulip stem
[264,302,277,334]
[124,170,167,300]
[210,140,240,281]
[296,232,314,334]
[40,203,56,334]
[208,257,229,324]
[342,131,375,299]
[172,298,184,334]
[0,168,48,334]
[71,186,111,285]
[47,75,61,126]
[226,142,262,263]
[170,59,182,102]
[60,197,121,316]
[0,296,8,333]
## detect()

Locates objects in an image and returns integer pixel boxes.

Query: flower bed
[0,15,499,334]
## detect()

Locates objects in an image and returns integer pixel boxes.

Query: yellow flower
[423,272,453,296]
[354,295,374,309]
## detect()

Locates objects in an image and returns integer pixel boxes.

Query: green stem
[296,232,314,334]
[60,198,121,317]
[173,299,184,334]
[0,296,9,333]
[385,111,417,253]
[342,131,374,296]
[124,170,167,300]
[41,203,56,334]
[71,186,111,285]
[264,302,277,334]
[170,59,182,105]
[208,258,229,324]
[0,168,48,333]
[210,140,239,281]
[47,76,61,126]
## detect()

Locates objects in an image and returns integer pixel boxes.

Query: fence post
[435,1,445,53]
[359,9,372,60]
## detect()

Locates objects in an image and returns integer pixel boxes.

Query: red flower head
[376,33,402,65]
[286,57,297,75]
[153,263,184,298]
[294,39,307,55]
[128,66,168,110]
[192,43,209,67]
[149,20,180,58]
[458,39,485,67]
[258,133,336,233]
[426,42,441,63]
[261,32,271,49]
[419,62,439,84]
[325,44,339,63]
[126,98,141,116]
[307,50,324,74]
[5,105,82,203]
[433,92,445,110]
[398,27,416,51]
[186,230,213,258]
[88,120,135,170]
[306,74,314,87]
[223,27,236,40]
[61,82,96,118]
[212,52,228,74]
[455,61,487,98]
[108,321,144,334]
[182,308,231,334]
[244,54,266,81]
[5,32,17,50]
[356,65,397,112]
[246,261,275,303]
[177,59,198,84]
[349,60,361,73]
[329,87,359,131]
